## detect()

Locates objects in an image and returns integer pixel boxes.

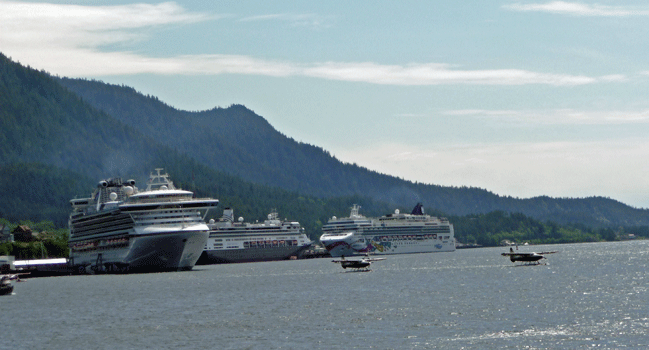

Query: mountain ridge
[57,76,649,227]
[1,52,647,230]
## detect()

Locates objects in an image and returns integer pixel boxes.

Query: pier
[11,258,71,277]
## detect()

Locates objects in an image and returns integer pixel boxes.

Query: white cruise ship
[320,203,455,257]
[68,169,219,273]
[200,208,312,264]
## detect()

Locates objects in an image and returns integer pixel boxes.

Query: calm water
[3,241,648,349]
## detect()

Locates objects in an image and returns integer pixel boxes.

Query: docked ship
[68,169,219,273]
[199,208,312,264]
[320,203,455,257]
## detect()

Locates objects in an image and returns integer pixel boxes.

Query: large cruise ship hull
[199,244,311,264]
[321,203,455,258]
[321,232,455,258]
[70,229,208,273]
[199,208,313,265]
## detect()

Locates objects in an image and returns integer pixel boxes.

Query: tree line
[0,219,69,259]
[3,209,645,260]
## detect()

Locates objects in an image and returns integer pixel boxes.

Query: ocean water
[3,240,648,349]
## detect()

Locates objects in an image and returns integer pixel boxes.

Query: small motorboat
[0,274,19,295]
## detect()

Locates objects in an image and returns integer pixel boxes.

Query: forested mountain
[1,52,648,235]
[57,75,649,227]
[0,53,392,238]
[57,77,411,200]
[0,163,91,226]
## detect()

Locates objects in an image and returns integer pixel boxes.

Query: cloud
[442,108,649,125]
[599,74,627,82]
[239,13,333,29]
[0,1,210,47]
[302,61,595,86]
[333,138,649,207]
[504,1,649,16]
[0,1,601,86]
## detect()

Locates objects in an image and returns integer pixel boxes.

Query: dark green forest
[449,211,649,246]
[1,51,648,259]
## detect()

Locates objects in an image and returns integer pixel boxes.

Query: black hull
[198,245,311,264]
[70,230,208,274]
[0,284,14,295]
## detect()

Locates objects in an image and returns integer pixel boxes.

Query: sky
[2,0,649,208]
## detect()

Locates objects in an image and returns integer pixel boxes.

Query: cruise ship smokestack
[222,208,234,222]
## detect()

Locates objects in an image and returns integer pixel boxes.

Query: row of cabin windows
[368,234,450,241]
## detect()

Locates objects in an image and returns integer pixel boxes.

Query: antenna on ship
[350,204,361,218]
[146,168,175,191]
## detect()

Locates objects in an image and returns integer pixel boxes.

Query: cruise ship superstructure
[68,169,219,273]
[320,203,455,257]
[200,208,312,264]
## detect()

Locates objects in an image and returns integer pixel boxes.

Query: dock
[12,258,71,277]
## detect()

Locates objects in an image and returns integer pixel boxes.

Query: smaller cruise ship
[200,208,312,264]
[320,203,455,257]
[68,169,219,273]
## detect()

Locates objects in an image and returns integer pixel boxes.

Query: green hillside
[58,77,406,199]
[0,53,398,239]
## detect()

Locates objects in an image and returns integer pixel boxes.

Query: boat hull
[70,229,208,273]
[322,232,455,258]
[0,284,14,296]
[199,244,311,264]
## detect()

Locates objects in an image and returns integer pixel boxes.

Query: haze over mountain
[2,52,649,232]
